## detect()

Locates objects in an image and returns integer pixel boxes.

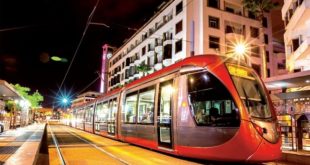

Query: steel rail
[48,122,67,165]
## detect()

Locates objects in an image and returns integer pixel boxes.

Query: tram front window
[187,71,239,127]
[227,64,272,119]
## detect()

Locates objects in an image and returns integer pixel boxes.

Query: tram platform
[0,123,46,165]
[281,150,310,165]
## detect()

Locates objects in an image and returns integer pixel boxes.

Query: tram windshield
[226,64,272,119]
[187,70,240,127]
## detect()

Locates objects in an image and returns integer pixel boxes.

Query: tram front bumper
[246,138,282,162]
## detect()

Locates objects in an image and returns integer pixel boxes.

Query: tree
[7,84,44,128]
[136,63,151,77]
[11,84,44,108]
[242,0,278,78]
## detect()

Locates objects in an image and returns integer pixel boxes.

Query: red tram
[70,55,281,162]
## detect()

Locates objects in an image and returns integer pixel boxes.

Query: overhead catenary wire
[57,0,101,97]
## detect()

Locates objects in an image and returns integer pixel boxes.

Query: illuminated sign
[227,64,254,80]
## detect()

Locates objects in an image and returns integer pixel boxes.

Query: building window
[264,34,269,44]
[209,36,220,50]
[142,46,146,55]
[292,38,300,51]
[175,39,182,53]
[208,0,219,9]
[176,1,183,15]
[277,63,285,69]
[209,16,219,29]
[266,51,269,62]
[251,64,261,76]
[263,17,268,28]
[175,20,183,34]
[250,27,259,38]
[251,45,260,57]
[267,69,270,77]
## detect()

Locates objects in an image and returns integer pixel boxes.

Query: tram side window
[85,106,93,123]
[124,92,138,123]
[187,71,240,127]
[137,86,155,124]
[77,108,84,122]
[95,102,109,123]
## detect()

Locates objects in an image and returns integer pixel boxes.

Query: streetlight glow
[234,43,246,56]
[62,98,68,104]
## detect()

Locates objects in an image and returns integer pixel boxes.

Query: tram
[70,55,281,162]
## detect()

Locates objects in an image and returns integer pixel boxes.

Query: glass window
[108,99,117,122]
[187,71,239,127]
[208,0,219,9]
[159,82,173,124]
[137,86,155,124]
[175,20,183,34]
[209,16,219,29]
[251,63,261,76]
[176,1,183,15]
[250,27,259,38]
[227,64,272,119]
[263,17,268,28]
[209,36,220,50]
[124,92,138,123]
[95,102,109,122]
[251,45,260,57]
[264,34,269,44]
[85,105,94,122]
[175,39,182,53]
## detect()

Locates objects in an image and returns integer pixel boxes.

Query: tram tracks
[47,122,129,165]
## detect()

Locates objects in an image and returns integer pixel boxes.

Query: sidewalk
[0,123,46,165]
[282,150,310,165]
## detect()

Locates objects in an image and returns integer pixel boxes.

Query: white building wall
[282,0,310,71]
[107,0,274,90]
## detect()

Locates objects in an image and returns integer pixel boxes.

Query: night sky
[0,0,167,107]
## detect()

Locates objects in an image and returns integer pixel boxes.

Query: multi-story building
[282,0,310,71]
[272,39,288,76]
[106,0,275,90]
[263,0,310,151]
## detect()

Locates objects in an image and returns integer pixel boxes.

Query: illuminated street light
[62,98,68,104]
[234,43,246,56]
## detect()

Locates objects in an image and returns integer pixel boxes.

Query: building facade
[106,0,275,91]
[282,0,310,71]
[268,0,310,151]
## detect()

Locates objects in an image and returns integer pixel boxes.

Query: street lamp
[234,43,246,56]
[62,98,68,104]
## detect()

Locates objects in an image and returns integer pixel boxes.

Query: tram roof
[76,54,246,107]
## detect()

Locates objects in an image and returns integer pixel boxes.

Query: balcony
[292,37,310,61]
[155,38,163,53]
[224,1,243,16]
[225,25,245,41]
[163,32,173,46]
[285,0,310,30]
[154,53,163,71]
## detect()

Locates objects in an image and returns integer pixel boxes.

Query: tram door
[107,98,117,135]
[157,80,173,149]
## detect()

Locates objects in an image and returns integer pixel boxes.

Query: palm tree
[136,63,151,77]
[242,0,278,78]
